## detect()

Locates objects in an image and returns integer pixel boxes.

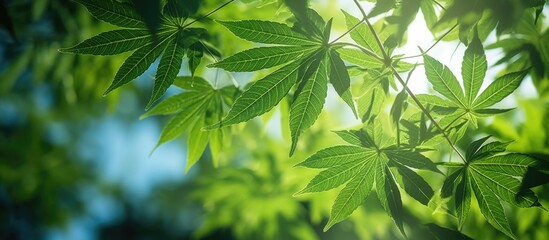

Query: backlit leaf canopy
[296,125,440,234]
[207,8,357,156]
[441,137,542,239]
[60,0,213,109]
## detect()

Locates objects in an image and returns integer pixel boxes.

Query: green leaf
[342,10,383,56]
[423,54,466,107]
[441,169,463,198]
[328,49,356,116]
[465,136,491,161]
[207,59,304,129]
[209,46,317,72]
[156,97,210,146]
[472,70,527,109]
[416,94,456,107]
[185,116,210,172]
[337,48,384,69]
[174,76,214,91]
[187,42,203,77]
[470,175,516,239]
[376,162,405,236]
[368,0,396,17]
[455,173,471,229]
[333,130,363,146]
[472,141,510,160]
[59,29,152,55]
[297,159,367,194]
[290,52,330,155]
[390,162,434,205]
[297,145,376,169]
[218,20,317,45]
[147,34,186,109]
[385,149,440,173]
[470,154,539,208]
[75,0,146,28]
[462,29,487,106]
[140,91,213,119]
[104,32,176,95]
[324,158,376,231]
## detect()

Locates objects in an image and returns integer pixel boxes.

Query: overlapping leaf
[141,76,240,171]
[422,30,527,130]
[207,9,356,156]
[297,126,439,234]
[60,0,212,109]
[441,136,542,238]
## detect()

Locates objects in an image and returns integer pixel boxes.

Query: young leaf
[472,70,527,109]
[59,29,152,55]
[209,46,317,72]
[290,52,330,155]
[217,20,317,45]
[75,0,146,29]
[423,54,466,107]
[147,34,186,109]
[462,29,487,105]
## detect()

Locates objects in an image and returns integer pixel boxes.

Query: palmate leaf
[441,137,542,238]
[297,127,439,233]
[423,31,527,131]
[62,0,213,109]
[208,10,357,155]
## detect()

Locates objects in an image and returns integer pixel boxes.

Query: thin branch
[431,0,446,11]
[397,23,458,60]
[182,0,235,28]
[329,18,365,44]
[352,0,390,61]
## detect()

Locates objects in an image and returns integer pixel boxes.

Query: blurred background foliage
[0,0,548,239]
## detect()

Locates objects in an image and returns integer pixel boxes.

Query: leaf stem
[182,0,235,28]
[329,18,365,45]
[396,23,458,60]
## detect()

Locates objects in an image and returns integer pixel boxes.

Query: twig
[182,0,235,28]
[397,23,458,60]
